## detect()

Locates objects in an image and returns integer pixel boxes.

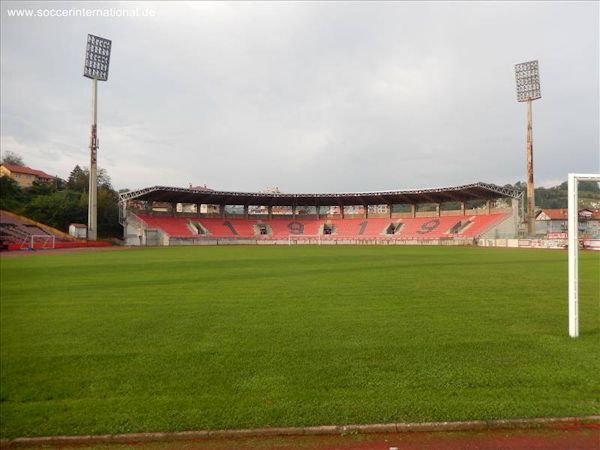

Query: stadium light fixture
[83,34,112,241]
[84,34,111,81]
[515,60,541,102]
[514,60,541,236]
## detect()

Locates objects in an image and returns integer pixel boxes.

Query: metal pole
[526,99,535,236]
[88,77,98,241]
[567,174,578,337]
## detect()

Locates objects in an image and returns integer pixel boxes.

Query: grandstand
[0,210,72,250]
[0,210,112,251]
[120,182,521,246]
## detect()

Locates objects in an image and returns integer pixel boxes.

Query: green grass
[1,246,598,438]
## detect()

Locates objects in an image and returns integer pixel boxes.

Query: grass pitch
[1,246,598,438]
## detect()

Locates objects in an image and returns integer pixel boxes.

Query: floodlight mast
[88,78,98,241]
[515,60,541,236]
[83,34,111,241]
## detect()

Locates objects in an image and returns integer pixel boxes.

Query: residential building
[0,164,55,187]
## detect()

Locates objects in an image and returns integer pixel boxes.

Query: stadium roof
[120,182,522,207]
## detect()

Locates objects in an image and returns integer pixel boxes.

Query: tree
[23,190,86,231]
[67,165,88,192]
[1,151,25,167]
[67,165,113,193]
[579,181,600,193]
[97,188,121,237]
[64,164,121,237]
[513,181,527,192]
[26,180,57,197]
[0,176,26,212]
[97,168,113,191]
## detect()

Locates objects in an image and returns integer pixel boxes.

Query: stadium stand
[328,218,390,237]
[389,214,510,239]
[201,218,257,238]
[121,183,521,246]
[131,214,511,241]
[262,218,322,238]
[137,215,197,237]
[0,210,112,251]
[454,213,511,238]
[1,211,57,249]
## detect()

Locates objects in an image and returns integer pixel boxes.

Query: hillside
[505,181,600,210]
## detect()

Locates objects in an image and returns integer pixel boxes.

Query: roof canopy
[120,182,521,207]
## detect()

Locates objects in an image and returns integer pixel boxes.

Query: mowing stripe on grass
[1,246,598,438]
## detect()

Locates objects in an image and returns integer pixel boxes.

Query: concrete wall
[168,237,475,246]
[480,214,518,239]
[124,213,168,246]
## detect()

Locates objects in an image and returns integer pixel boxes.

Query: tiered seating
[394,216,465,239]
[23,224,52,236]
[362,218,394,236]
[264,218,322,237]
[329,218,359,237]
[390,214,510,239]
[0,210,93,251]
[297,219,322,236]
[136,213,511,241]
[263,219,290,238]
[137,215,197,237]
[0,223,28,244]
[138,216,258,238]
[198,218,256,238]
[329,218,390,237]
[452,213,510,238]
[0,212,53,244]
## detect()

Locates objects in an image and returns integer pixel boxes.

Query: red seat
[199,218,256,237]
[137,215,197,237]
[136,214,511,240]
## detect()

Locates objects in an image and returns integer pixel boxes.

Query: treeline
[0,165,122,238]
[1,149,597,237]
[505,181,600,209]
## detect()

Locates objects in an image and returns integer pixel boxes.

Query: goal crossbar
[568,173,600,338]
[20,234,56,250]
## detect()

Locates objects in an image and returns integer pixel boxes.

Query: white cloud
[1,1,598,192]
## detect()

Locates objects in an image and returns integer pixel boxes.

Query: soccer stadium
[1,178,599,449]
[119,182,520,246]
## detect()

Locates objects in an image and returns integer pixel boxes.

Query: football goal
[568,173,600,338]
[20,234,56,250]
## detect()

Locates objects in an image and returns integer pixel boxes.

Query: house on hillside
[535,208,600,237]
[0,164,55,187]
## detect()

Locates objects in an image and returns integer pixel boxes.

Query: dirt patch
[2,421,598,450]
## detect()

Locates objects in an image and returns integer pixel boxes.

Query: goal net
[568,173,600,338]
[20,235,56,250]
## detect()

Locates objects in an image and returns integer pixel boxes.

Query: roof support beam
[118,183,523,207]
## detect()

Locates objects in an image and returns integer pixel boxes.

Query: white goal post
[20,234,56,250]
[568,173,600,338]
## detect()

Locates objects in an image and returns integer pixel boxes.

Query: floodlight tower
[83,34,112,240]
[514,60,541,236]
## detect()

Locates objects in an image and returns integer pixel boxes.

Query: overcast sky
[1,1,598,192]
